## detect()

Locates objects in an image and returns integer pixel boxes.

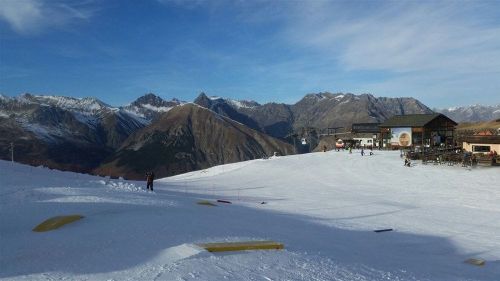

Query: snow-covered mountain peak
[132,93,166,107]
[208,96,222,101]
[11,94,113,114]
[435,103,500,122]
[303,92,351,102]
[226,99,260,109]
[123,93,183,121]
[304,93,329,101]
[130,93,182,108]
[334,94,345,100]
[0,94,11,101]
[193,92,259,110]
[37,95,112,113]
[204,94,260,108]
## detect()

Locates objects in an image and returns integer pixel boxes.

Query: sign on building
[391,128,412,147]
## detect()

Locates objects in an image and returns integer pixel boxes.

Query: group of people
[322,145,374,156]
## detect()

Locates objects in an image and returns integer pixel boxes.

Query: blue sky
[1,0,499,108]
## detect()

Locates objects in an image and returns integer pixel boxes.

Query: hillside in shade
[0,93,185,172]
[96,103,294,179]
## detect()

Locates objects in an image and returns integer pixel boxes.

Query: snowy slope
[1,151,499,280]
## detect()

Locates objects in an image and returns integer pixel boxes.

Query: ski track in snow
[1,151,500,280]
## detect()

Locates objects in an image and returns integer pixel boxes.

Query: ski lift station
[318,114,458,150]
[378,113,457,149]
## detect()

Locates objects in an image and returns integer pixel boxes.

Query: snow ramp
[197,241,284,252]
[33,215,84,232]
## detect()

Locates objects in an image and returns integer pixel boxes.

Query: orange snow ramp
[197,241,284,252]
[33,215,84,232]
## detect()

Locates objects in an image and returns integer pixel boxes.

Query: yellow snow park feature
[464,258,486,266]
[33,215,84,232]
[197,240,284,252]
[197,200,217,207]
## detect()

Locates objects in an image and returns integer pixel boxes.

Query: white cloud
[285,2,500,74]
[272,1,500,106]
[0,0,94,35]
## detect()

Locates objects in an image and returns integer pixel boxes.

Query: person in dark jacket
[146,171,155,191]
[404,155,411,167]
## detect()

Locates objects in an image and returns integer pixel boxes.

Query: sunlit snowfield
[1,150,499,280]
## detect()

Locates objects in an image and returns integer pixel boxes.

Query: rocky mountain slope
[122,93,182,121]
[96,103,294,179]
[195,92,433,138]
[435,104,500,122]
[290,93,432,130]
[193,93,262,131]
[0,94,177,171]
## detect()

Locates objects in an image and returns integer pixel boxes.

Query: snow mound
[152,244,209,264]
[98,179,145,192]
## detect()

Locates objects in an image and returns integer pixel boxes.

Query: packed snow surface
[1,151,499,280]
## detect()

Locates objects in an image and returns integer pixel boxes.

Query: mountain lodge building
[379,113,457,149]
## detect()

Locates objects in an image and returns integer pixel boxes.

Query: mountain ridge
[434,104,500,123]
[96,103,294,179]
[194,91,433,138]
[2,91,488,177]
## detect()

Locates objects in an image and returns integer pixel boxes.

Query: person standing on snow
[404,154,411,167]
[146,171,155,191]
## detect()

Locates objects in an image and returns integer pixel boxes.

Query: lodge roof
[351,123,381,133]
[463,135,500,144]
[379,113,457,128]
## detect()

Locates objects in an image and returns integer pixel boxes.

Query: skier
[146,171,155,191]
[361,148,365,156]
[404,155,411,167]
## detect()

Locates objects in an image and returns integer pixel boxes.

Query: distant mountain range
[434,104,500,123]
[0,93,180,173]
[193,92,432,138]
[1,91,490,178]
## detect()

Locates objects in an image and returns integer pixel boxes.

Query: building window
[472,145,490,152]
